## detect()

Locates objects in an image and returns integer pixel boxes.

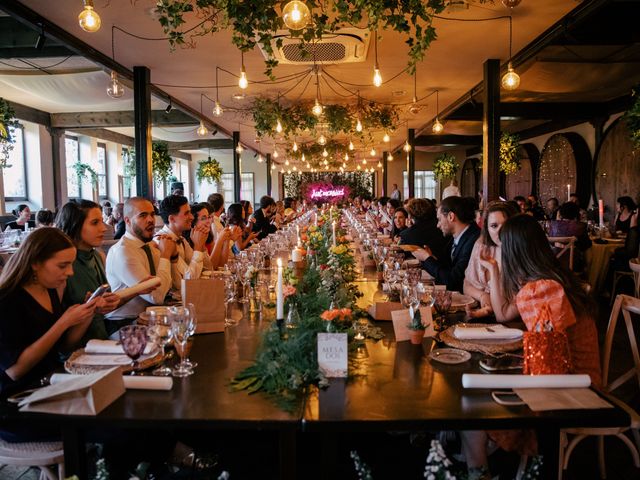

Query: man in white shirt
[207,192,226,243]
[390,183,401,201]
[157,195,210,289]
[442,179,461,200]
[106,197,175,325]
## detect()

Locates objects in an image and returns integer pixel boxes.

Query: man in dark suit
[399,198,448,261]
[412,196,480,292]
[251,195,277,240]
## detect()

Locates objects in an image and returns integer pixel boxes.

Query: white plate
[451,293,475,309]
[429,348,471,365]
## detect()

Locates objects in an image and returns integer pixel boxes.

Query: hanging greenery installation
[433,153,459,181]
[152,142,174,184]
[0,98,21,169]
[623,84,640,150]
[72,162,98,185]
[499,132,521,175]
[196,156,223,184]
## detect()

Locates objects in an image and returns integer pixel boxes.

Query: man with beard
[105,197,175,328]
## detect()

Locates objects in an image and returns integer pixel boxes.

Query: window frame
[65,134,81,200]
[4,124,28,202]
[96,142,108,199]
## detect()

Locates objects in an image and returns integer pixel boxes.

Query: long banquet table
[0,277,630,479]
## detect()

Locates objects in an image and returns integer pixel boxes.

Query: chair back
[549,236,576,271]
[602,295,640,395]
[630,258,640,299]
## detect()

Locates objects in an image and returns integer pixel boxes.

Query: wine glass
[434,290,453,331]
[119,325,148,372]
[170,309,193,378]
[181,303,198,370]
[148,310,173,376]
[224,277,238,327]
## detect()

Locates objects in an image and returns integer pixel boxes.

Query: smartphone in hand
[86,283,110,303]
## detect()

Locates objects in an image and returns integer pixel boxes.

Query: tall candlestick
[598,199,604,227]
[276,258,284,319]
[332,220,337,247]
[296,224,300,245]
[567,184,571,202]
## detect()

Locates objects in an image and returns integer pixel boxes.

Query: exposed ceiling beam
[446,102,618,122]
[0,46,74,58]
[167,139,234,151]
[7,99,50,127]
[413,134,482,147]
[50,110,198,129]
[66,128,134,146]
[0,16,75,59]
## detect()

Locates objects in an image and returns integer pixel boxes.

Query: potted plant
[407,306,425,344]
[196,156,223,184]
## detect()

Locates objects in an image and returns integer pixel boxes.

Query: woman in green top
[56,200,121,341]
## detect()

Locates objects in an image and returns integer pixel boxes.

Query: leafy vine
[623,84,640,150]
[433,152,459,181]
[499,132,521,175]
[152,142,174,184]
[0,98,21,169]
[196,156,223,184]
[73,162,98,185]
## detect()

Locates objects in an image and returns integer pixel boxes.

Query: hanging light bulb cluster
[107,71,124,98]
[432,90,444,134]
[78,0,101,32]
[501,17,520,91]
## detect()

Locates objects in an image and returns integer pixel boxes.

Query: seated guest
[35,209,55,228]
[391,207,408,242]
[105,197,175,327]
[464,202,518,318]
[283,197,298,221]
[548,201,592,271]
[614,196,637,234]
[569,193,588,222]
[412,196,480,292]
[463,214,601,477]
[546,197,559,220]
[399,198,448,261]
[513,195,527,214]
[157,195,210,289]
[610,207,639,273]
[186,203,215,254]
[111,203,126,240]
[0,228,97,399]
[101,201,112,224]
[228,203,258,253]
[207,193,226,243]
[526,194,546,220]
[57,201,122,341]
[240,200,254,224]
[252,195,277,240]
[187,202,233,269]
[5,204,35,230]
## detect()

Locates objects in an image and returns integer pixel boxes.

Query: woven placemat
[65,348,164,374]
[438,323,522,355]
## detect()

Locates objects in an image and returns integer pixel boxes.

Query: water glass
[148,310,173,376]
[224,277,238,327]
[170,309,193,377]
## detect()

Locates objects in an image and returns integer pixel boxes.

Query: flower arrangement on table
[244,264,259,287]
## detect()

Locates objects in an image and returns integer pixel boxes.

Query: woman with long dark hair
[226,203,257,253]
[0,228,97,400]
[56,201,121,339]
[4,204,35,230]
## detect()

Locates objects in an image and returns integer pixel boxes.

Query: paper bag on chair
[19,368,125,415]
[181,278,225,333]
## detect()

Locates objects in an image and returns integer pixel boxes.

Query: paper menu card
[513,388,613,411]
[51,373,173,391]
[317,333,348,377]
[391,307,435,342]
[19,368,125,415]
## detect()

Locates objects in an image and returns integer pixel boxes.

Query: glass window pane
[96,143,107,197]
[221,173,234,209]
[241,173,254,206]
[3,127,26,198]
[65,136,80,198]
[403,170,435,200]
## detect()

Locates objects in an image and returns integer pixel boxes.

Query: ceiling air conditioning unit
[258,28,371,65]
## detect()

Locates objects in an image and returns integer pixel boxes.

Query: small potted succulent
[407,306,425,344]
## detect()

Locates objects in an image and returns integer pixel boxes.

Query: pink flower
[283,285,296,299]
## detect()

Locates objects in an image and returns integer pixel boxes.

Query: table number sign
[317,333,348,377]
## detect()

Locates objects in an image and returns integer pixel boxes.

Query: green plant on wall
[499,132,521,175]
[196,156,223,184]
[623,84,640,150]
[152,142,173,184]
[73,162,98,185]
[433,153,459,181]
[0,98,21,169]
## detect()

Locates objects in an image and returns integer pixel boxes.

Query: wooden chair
[630,258,640,299]
[559,294,640,479]
[549,236,577,271]
[0,439,64,480]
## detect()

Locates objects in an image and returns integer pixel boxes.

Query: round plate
[451,293,475,309]
[429,348,471,364]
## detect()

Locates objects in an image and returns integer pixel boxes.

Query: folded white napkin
[85,339,153,355]
[462,374,591,389]
[51,373,173,391]
[113,276,162,299]
[454,325,523,340]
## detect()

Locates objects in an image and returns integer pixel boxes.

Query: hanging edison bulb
[339,166,344,172]
[273,150,279,159]
[348,140,355,151]
[257,154,264,163]
[306,163,311,169]
[235,143,244,154]
[196,121,208,137]
[292,141,298,152]
[387,153,394,161]
[285,159,290,166]
[383,133,390,143]
[373,65,382,88]
[377,161,382,168]
[356,165,361,171]
[213,100,223,117]
[271,164,276,170]
[344,153,349,161]
[322,149,328,158]
[432,118,444,134]
[318,134,326,145]
[323,159,329,166]
[362,159,367,165]
[324,165,329,170]
[107,71,124,98]
[301,153,306,162]
[355,118,363,132]
[342,162,347,168]
[238,66,248,89]
[292,165,297,171]
[79,0,101,32]
[275,119,283,133]
[370,147,377,157]
[501,62,520,90]
[403,141,411,152]
[282,1,311,30]
[312,98,323,116]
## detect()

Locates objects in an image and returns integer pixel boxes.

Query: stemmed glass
[148,310,173,376]
[170,308,194,377]
[119,325,148,372]
[181,303,198,370]
[434,290,453,331]
[224,277,238,327]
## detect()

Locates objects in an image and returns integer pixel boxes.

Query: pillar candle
[567,184,571,202]
[276,258,284,319]
[598,199,604,227]
[296,224,300,245]
[332,221,337,247]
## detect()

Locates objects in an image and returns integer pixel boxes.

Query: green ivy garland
[72,162,98,185]
[152,142,174,184]
[154,0,447,79]
[499,132,521,175]
[623,85,640,150]
[196,156,223,184]
[0,98,21,169]
[433,153,459,181]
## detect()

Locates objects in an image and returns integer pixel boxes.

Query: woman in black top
[4,204,35,230]
[0,228,96,402]
[614,196,637,234]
